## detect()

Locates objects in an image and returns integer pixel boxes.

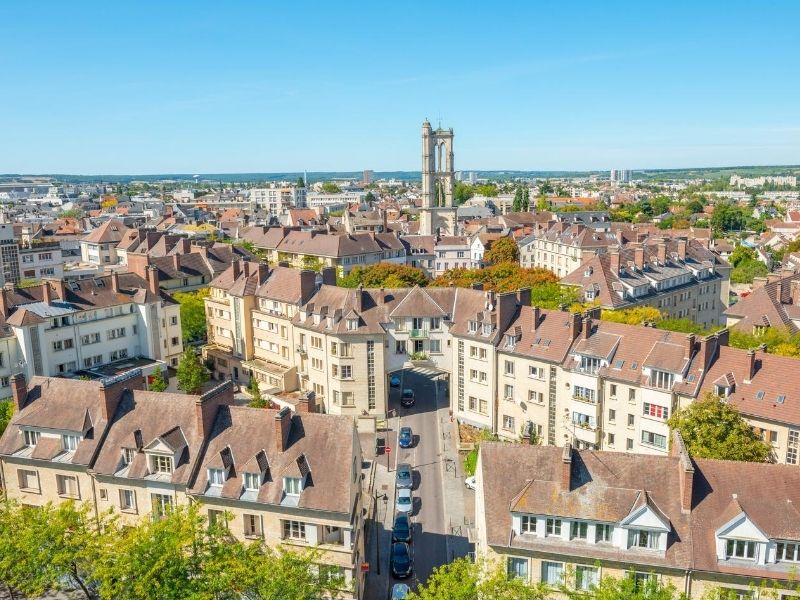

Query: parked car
[391,583,411,599]
[392,513,412,543]
[464,476,477,491]
[390,374,401,387]
[396,488,413,514]
[396,463,413,489]
[401,388,415,407]
[398,426,413,448]
[391,542,413,578]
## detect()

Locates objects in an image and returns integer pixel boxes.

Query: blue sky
[1,1,798,174]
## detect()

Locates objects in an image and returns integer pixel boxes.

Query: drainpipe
[684,569,692,598]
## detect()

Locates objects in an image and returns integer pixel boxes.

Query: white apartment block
[250,185,307,217]
[18,243,64,280]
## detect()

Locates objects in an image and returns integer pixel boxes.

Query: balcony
[572,394,597,405]
[573,422,600,446]
[409,329,429,339]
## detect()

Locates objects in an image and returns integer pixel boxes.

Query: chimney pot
[561,442,572,491]
[11,374,27,412]
[274,406,292,452]
[111,270,120,293]
[195,380,235,440]
[298,391,316,413]
[569,312,582,340]
[41,281,52,304]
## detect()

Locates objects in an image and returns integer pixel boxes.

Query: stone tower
[419,120,457,236]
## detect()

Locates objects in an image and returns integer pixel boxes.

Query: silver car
[396,463,413,489]
[396,488,413,514]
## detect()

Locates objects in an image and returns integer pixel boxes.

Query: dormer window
[725,539,755,560]
[243,472,261,491]
[62,434,80,452]
[151,455,173,474]
[346,318,358,331]
[469,321,478,333]
[121,448,135,466]
[651,370,675,390]
[313,314,321,325]
[715,384,730,398]
[628,529,660,550]
[23,430,40,447]
[579,356,601,375]
[283,476,303,496]
[776,541,800,562]
[482,323,492,335]
[208,468,224,486]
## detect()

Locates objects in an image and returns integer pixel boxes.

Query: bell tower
[420,120,457,236]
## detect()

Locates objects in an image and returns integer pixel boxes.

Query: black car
[392,513,412,543]
[391,542,413,578]
[400,389,415,407]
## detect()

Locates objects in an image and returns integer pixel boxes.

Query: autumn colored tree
[431,263,557,293]
[483,237,520,265]
[338,263,429,288]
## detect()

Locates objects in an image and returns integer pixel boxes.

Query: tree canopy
[176,348,210,394]
[483,237,520,265]
[431,263,558,294]
[172,288,210,342]
[338,263,429,288]
[0,398,12,437]
[148,368,167,392]
[320,182,341,194]
[667,393,773,462]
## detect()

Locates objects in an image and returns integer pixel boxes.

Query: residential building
[730,174,796,188]
[433,235,471,275]
[724,272,800,335]
[523,220,617,278]
[306,191,365,210]
[476,433,800,598]
[80,218,130,265]
[251,185,307,216]
[0,223,20,286]
[18,243,64,281]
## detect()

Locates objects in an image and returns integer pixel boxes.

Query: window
[628,529,660,550]
[641,430,667,449]
[502,415,515,431]
[579,355,600,374]
[119,489,136,511]
[609,383,617,398]
[570,521,588,540]
[17,469,39,491]
[284,477,303,496]
[608,409,616,423]
[607,432,616,445]
[776,541,800,562]
[546,518,562,537]
[244,513,262,538]
[151,455,174,474]
[56,474,79,498]
[529,365,544,379]
[573,385,596,402]
[596,524,613,543]
[396,340,407,354]
[62,434,79,451]
[629,388,636,402]
[504,384,514,399]
[170,316,178,325]
[626,438,634,451]
[507,557,528,581]
[520,515,537,534]
[340,365,352,379]
[504,360,514,376]
[283,519,306,540]
[651,370,675,390]
[207,509,225,527]
[726,539,756,560]
[122,447,135,465]
[24,429,40,447]
[627,414,635,427]
[310,336,322,349]
[208,468,225,486]
[479,399,488,415]
[243,472,261,491]
[787,430,799,465]
[541,561,564,586]
[171,336,179,346]
[643,403,669,419]
[430,339,441,353]
[633,572,656,591]
[575,565,599,591]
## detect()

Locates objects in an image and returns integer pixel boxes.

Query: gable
[144,438,174,454]
[621,504,670,531]
[717,512,769,542]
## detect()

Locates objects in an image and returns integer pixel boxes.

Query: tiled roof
[82,218,130,244]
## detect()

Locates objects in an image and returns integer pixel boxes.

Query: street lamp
[373,491,388,575]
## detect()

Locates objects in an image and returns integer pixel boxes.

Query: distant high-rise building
[0,223,19,286]
[362,169,374,185]
[468,171,478,184]
[610,169,631,184]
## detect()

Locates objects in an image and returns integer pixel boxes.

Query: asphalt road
[390,369,449,590]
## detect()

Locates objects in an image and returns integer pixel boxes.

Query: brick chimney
[298,391,316,413]
[657,242,667,264]
[41,280,52,304]
[321,266,336,286]
[195,380,235,440]
[532,306,541,330]
[791,280,800,306]
[685,333,695,360]
[172,254,180,272]
[0,287,9,318]
[111,270,120,293]
[671,431,695,513]
[299,269,317,303]
[51,278,66,301]
[179,238,191,253]
[231,256,242,280]
[274,406,292,452]
[615,229,624,244]
[11,374,27,412]
[744,349,756,383]
[677,239,687,259]
[146,265,159,295]
[634,246,644,270]
[697,334,715,370]
[609,247,620,275]
[497,291,518,335]
[99,369,145,422]
[561,442,572,492]
[569,312,582,340]
[716,328,730,347]
[582,316,592,340]
[517,288,531,307]
[256,263,269,286]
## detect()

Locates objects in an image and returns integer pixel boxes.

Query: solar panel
[755,391,765,400]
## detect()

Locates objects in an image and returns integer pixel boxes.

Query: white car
[464,476,477,490]
[396,488,413,513]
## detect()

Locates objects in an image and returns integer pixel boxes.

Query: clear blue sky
[1,1,798,174]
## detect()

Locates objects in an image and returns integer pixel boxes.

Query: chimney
[321,266,337,286]
[777,279,784,304]
[41,281,52,304]
[51,278,66,301]
[146,265,159,295]
[298,391,317,413]
[0,288,8,318]
[609,247,620,275]
[582,316,592,340]
[685,333,696,359]
[677,239,687,259]
[242,261,251,278]
[172,254,180,272]
[231,256,242,280]
[561,442,572,492]
[791,280,800,306]
[517,288,531,307]
[716,328,730,347]
[11,374,27,412]
[355,285,364,313]
[299,269,317,303]
[745,349,756,382]
[274,406,292,453]
[634,246,644,270]
[569,311,582,340]
[698,334,715,370]
[532,306,541,330]
[256,263,269,285]
[615,229,624,244]
[111,270,120,293]
[671,431,695,513]
[471,282,484,291]
[657,242,666,264]
[195,380,235,440]
[179,238,191,253]
[99,369,145,422]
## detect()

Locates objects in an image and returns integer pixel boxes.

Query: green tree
[296,176,306,187]
[729,245,757,267]
[364,191,377,203]
[529,283,581,309]
[483,237,520,265]
[512,187,523,212]
[522,188,530,211]
[320,182,341,194]
[536,194,549,211]
[453,181,474,205]
[247,377,268,408]
[560,569,688,599]
[173,288,210,342]
[301,255,324,272]
[338,263,429,288]
[58,207,84,219]
[0,501,110,599]
[176,348,209,394]
[0,398,12,437]
[600,306,663,325]
[731,258,769,284]
[148,368,167,392]
[668,393,773,462]
[475,183,499,197]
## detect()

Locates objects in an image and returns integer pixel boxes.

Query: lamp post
[373,491,388,576]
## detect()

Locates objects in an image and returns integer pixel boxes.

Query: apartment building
[18,242,64,280]
[0,373,365,599]
[80,218,130,265]
[562,238,731,328]
[0,269,183,380]
[724,272,800,334]
[475,434,800,599]
[433,235,471,275]
[523,221,617,278]
[251,185,307,216]
[0,222,20,286]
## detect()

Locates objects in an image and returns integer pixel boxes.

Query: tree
[431,264,558,294]
[522,188,530,211]
[601,306,663,325]
[453,181,474,205]
[172,288,210,342]
[364,191,377,204]
[536,195,549,211]
[58,207,84,219]
[475,183,499,197]
[320,182,341,194]
[148,368,167,392]
[729,245,757,267]
[296,176,306,187]
[176,348,209,394]
[529,283,581,309]
[483,237,520,265]
[338,263,429,288]
[512,188,523,212]
[301,256,324,272]
[0,398,12,437]
[560,569,688,600]
[668,393,773,462]
[247,377,268,408]
[731,258,769,284]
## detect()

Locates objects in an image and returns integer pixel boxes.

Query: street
[364,368,471,599]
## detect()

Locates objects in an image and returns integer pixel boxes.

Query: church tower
[419,120,457,236]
